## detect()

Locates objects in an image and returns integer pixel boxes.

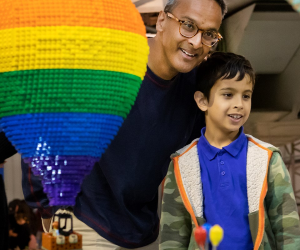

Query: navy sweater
[21,66,204,248]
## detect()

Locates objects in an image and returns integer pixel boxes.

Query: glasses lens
[180,21,198,37]
[202,31,219,47]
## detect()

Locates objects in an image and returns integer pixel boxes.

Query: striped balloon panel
[1,113,123,158]
[0,26,148,78]
[23,154,100,206]
[0,69,142,118]
[1,111,124,206]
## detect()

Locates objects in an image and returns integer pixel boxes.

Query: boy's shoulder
[246,134,280,153]
[171,138,199,158]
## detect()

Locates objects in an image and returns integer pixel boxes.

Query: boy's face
[195,74,253,134]
[156,0,222,76]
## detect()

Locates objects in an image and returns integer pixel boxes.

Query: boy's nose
[234,105,243,110]
[234,98,244,110]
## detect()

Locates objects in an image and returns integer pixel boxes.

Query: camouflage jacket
[160,135,300,250]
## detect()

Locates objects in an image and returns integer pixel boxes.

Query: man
[20,0,226,249]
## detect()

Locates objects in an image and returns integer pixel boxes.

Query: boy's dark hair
[164,0,227,18]
[196,52,255,101]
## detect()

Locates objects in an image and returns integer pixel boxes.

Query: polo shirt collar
[198,127,246,160]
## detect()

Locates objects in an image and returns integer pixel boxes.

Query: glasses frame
[166,12,223,48]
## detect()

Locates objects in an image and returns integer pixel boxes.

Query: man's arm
[159,161,192,250]
[265,151,300,250]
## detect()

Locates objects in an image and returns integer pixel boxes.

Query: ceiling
[223,2,300,74]
[132,0,300,147]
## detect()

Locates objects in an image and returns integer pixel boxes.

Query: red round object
[194,226,207,246]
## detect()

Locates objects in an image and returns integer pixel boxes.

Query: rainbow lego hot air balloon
[0,0,149,206]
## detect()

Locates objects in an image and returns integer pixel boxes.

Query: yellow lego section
[0,26,149,79]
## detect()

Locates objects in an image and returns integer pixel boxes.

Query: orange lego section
[42,232,82,250]
[0,0,146,36]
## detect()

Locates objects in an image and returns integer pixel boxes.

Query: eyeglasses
[166,12,223,48]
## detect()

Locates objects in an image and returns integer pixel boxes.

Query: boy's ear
[194,91,208,112]
[156,11,166,32]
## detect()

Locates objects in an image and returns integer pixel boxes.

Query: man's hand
[0,162,5,168]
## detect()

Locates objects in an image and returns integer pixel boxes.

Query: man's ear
[156,11,166,32]
[194,91,208,112]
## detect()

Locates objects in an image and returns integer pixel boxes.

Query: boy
[159,52,300,250]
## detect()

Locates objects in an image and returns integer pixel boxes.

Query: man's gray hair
[164,0,227,18]
[164,0,179,13]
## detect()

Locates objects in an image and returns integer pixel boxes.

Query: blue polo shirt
[197,127,253,250]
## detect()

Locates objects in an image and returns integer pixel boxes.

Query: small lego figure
[52,221,59,237]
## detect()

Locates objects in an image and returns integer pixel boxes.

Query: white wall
[4,153,24,203]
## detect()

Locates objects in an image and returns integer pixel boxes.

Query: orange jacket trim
[248,137,273,250]
[173,141,199,228]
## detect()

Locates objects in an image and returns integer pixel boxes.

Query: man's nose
[187,32,203,50]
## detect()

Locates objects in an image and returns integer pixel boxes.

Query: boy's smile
[195,74,253,146]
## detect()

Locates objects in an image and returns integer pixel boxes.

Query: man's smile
[180,48,197,57]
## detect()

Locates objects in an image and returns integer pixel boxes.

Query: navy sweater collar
[145,66,179,88]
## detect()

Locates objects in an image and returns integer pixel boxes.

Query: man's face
[158,0,222,75]
[204,75,253,134]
